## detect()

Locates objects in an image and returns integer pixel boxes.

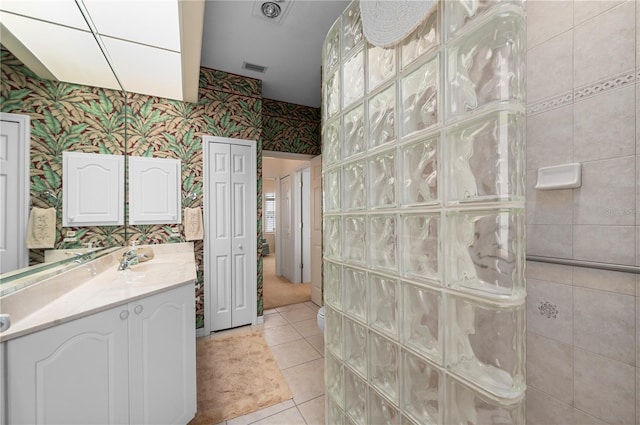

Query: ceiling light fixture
[261,2,281,19]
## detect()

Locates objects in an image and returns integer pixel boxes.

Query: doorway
[262,152,313,309]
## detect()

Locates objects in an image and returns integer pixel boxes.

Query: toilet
[317,306,325,332]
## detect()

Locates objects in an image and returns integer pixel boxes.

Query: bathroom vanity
[0,243,197,425]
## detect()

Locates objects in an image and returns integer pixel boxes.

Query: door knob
[238,244,243,250]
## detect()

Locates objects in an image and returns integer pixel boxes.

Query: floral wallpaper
[1,46,322,326]
[262,98,321,155]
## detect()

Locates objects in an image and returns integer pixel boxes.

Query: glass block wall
[321,1,526,424]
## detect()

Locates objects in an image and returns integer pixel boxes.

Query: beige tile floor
[207,301,325,425]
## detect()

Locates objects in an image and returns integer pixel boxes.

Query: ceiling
[200,0,349,108]
[0,0,349,109]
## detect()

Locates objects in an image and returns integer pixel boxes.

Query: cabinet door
[62,151,124,226]
[7,307,129,425]
[1,342,5,425]
[128,285,196,425]
[129,156,181,225]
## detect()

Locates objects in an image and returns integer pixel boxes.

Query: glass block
[400,350,442,425]
[401,213,440,283]
[343,48,364,108]
[326,352,345,407]
[369,389,400,425]
[325,70,341,120]
[343,160,366,210]
[368,43,396,92]
[325,261,342,310]
[369,274,398,339]
[446,377,524,425]
[445,209,524,300]
[401,6,439,70]
[401,56,439,138]
[444,0,523,41]
[324,118,341,166]
[344,317,368,378]
[323,216,342,260]
[343,104,365,158]
[368,149,396,209]
[400,136,439,206]
[324,17,341,74]
[369,215,397,272]
[445,11,525,121]
[344,215,366,265]
[325,167,341,212]
[368,84,396,148]
[401,415,419,425]
[445,110,524,204]
[344,369,367,425]
[326,306,343,359]
[401,282,442,364]
[342,1,363,57]
[343,266,367,323]
[446,295,525,399]
[328,396,345,425]
[369,331,399,403]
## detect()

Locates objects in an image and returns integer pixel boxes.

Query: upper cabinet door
[129,156,181,225]
[62,151,124,226]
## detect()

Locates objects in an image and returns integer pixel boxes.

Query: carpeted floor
[263,255,311,310]
[188,328,293,425]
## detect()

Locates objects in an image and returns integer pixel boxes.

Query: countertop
[0,242,197,342]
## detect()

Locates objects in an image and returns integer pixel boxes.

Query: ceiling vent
[242,61,267,73]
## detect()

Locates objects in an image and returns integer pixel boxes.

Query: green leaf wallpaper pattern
[1,46,320,326]
[262,98,321,155]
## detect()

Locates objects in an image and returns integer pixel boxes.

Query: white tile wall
[525,3,639,416]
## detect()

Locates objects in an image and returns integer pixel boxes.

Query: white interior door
[301,168,311,283]
[0,113,29,274]
[230,144,253,327]
[208,143,232,330]
[279,174,295,283]
[205,137,257,333]
[310,155,322,305]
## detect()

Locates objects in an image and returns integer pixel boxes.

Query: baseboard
[196,328,206,338]
[256,315,264,325]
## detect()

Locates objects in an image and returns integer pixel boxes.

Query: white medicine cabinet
[128,156,181,225]
[63,151,124,227]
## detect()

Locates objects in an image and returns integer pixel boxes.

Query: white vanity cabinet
[6,284,196,425]
[1,342,5,425]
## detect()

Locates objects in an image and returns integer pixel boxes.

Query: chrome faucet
[117,246,154,271]
[117,249,138,271]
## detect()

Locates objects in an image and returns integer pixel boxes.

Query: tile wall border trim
[527,67,639,116]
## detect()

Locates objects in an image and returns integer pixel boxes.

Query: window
[264,193,276,233]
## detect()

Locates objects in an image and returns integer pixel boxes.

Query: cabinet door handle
[134,305,144,314]
[238,244,243,250]
[119,310,129,320]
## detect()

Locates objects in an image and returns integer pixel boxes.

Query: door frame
[203,136,257,335]
[263,150,315,281]
[0,112,30,272]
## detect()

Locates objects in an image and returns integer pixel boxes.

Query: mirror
[0,8,128,281]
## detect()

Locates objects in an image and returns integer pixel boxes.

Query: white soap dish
[535,163,581,190]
